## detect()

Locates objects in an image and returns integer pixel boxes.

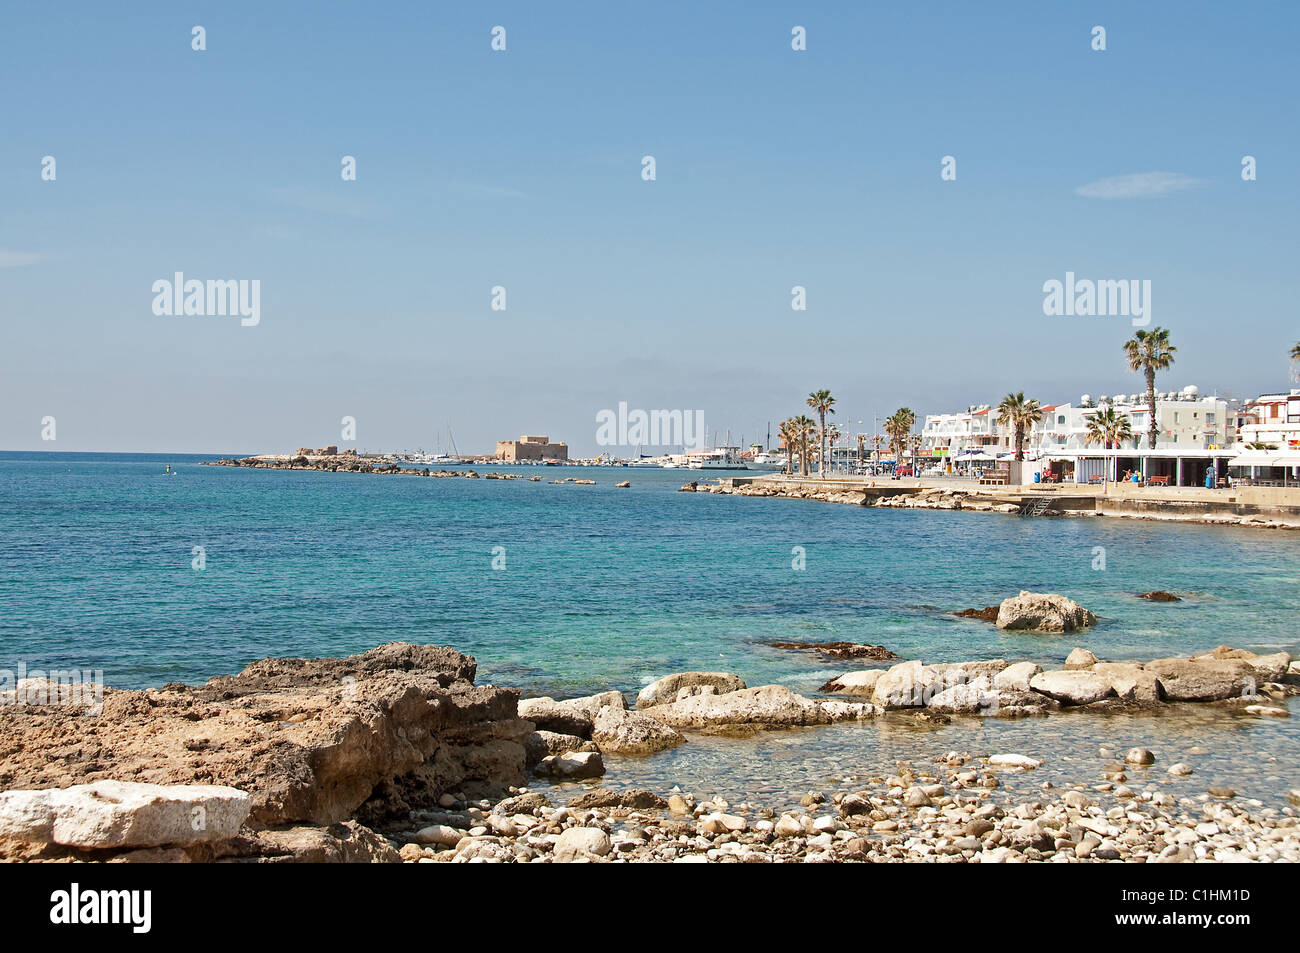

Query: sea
[2,451,1297,809]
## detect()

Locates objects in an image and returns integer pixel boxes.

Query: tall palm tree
[806,389,836,478]
[1123,328,1176,449]
[883,408,915,468]
[1291,342,1300,361]
[908,433,923,473]
[791,414,817,477]
[824,422,842,473]
[995,392,1042,461]
[1085,407,1134,490]
[778,418,797,475]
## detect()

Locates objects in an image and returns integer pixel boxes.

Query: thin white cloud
[270,186,376,218]
[0,250,41,268]
[1075,172,1206,199]
[447,181,526,199]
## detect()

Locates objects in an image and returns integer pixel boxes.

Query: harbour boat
[685,447,749,470]
[747,450,785,471]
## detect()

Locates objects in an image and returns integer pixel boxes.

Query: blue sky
[2,1,1297,453]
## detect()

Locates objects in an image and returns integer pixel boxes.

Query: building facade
[922,386,1232,458]
[1237,390,1300,449]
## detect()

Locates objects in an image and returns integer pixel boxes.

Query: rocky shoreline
[680,479,1300,530]
[1,636,1296,863]
[201,457,1299,529]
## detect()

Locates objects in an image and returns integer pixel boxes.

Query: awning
[1229,451,1300,468]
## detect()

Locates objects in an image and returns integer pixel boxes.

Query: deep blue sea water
[3,451,1297,806]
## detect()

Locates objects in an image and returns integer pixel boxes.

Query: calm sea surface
[3,452,1297,806]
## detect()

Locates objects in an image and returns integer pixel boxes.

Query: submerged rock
[953,606,1000,623]
[567,788,667,810]
[769,641,899,662]
[996,591,1097,633]
[1138,591,1182,602]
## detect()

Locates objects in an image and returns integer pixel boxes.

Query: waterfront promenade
[711,474,1300,528]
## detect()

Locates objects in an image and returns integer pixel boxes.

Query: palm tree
[824,423,842,473]
[791,414,817,477]
[806,389,836,478]
[908,433,923,474]
[1123,328,1176,449]
[883,408,915,470]
[1085,407,1135,490]
[995,392,1042,462]
[1291,342,1300,361]
[777,418,797,475]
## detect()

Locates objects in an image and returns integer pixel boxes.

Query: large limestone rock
[0,643,531,830]
[994,661,1042,692]
[553,691,627,722]
[1028,670,1116,706]
[534,750,605,780]
[864,658,1013,710]
[1092,662,1163,704]
[996,591,1097,632]
[819,670,887,696]
[517,698,595,737]
[927,659,1009,685]
[927,677,1000,714]
[0,781,250,849]
[871,661,940,709]
[591,707,686,755]
[1190,647,1291,683]
[1143,657,1258,701]
[636,673,747,709]
[642,685,875,730]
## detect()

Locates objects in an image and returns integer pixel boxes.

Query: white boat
[747,451,785,471]
[686,447,749,470]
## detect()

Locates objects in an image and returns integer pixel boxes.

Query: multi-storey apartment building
[1237,390,1300,449]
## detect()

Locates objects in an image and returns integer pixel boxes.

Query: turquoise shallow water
[2,452,1297,806]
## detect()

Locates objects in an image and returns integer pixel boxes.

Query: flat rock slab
[1028,670,1116,706]
[0,780,251,849]
[644,685,874,730]
[1144,658,1257,701]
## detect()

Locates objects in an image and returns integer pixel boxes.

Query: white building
[921,405,1001,457]
[1237,390,1300,449]
[1032,387,1232,455]
[923,386,1231,459]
